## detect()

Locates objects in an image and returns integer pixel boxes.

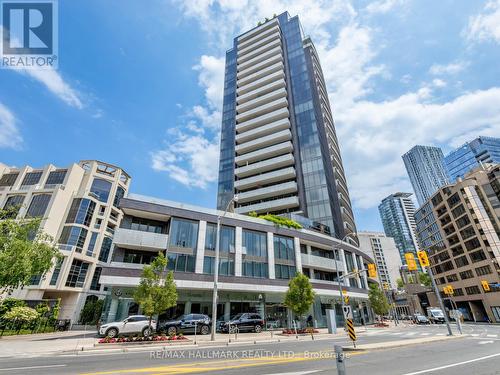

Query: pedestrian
[307,315,313,327]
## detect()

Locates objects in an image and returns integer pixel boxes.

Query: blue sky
[1,0,499,233]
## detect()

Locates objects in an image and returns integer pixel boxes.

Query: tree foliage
[0,298,26,318]
[0,208,60,292]
[418,272,432,287]
[248,212,302,229]
[368,284,390,317]
[284,273,315,319]
[3,306,39,324]
[396,278,404,289]
[133,252,177,326]
[79,299,104,325]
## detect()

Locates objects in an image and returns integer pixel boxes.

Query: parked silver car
[99,315,156,338]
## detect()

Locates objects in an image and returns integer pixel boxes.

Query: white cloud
[0,103,22,149]
[21,68,83,109]
[464,0,500,43]
[429,61,468,75]
[193,55,225,110]
[432,78,447,88]
[364,0,408,14]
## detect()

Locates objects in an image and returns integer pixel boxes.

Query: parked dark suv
[158,314,211,335]
[220,313,264,333]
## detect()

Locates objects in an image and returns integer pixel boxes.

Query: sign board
[405,252,418,271]
[342,305,353,320]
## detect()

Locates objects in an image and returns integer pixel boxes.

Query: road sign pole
[427,266,453,336]
[334,345,346,375]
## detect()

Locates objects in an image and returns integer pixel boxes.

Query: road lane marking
[486,334,497,338]
[262,371,321,375]
[0,364,67,371]
[401,352,500,375]
[471,334,479,337]
[478,341,494,345]
[420,333,431,336]
[405,332,417,336]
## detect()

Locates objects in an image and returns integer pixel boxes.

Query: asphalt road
[0,324,499,375]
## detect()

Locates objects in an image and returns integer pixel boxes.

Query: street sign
[405,252,417,271]
[346,318,356,343]
[342,305,353,319]
[368,263,377,278]
[417,250,430,267]
[481,280,491,292]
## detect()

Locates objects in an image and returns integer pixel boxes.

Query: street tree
[368,284,390,321]
[3,306,39,333]
[418,272,432,287]
[0,207,60,293]
[284,272,315,327]
[133,252,177,335]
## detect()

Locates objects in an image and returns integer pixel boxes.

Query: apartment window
[345,252,355,272]
[454,255,469,268]
[311,247,335,259]
[446,274,459,282]
[3,195,25,217]
[242,261,268,278]
[242,230,267,257]
[87,232,98,256]
[442,261,454,272]
[166,252,195,273]
[470,250,487,263]
[49,258,63,286]
[447,193,461,208]
[451,205,466,219]
[275,264,296,279]
[464,238,481,251]
[300,244,308,254]
[98,236,113,262]
[21,171,42,187]
[123,249,155,264]
[59,226,88,250]
[459,270,474,280]
[45,169,67,186]
[129,217,166,234]
[465,285,481,295]
[349,278,359,288]
[65,259,90,288]
[460,226,476,241]
[492,307,500,323]
[26,194,51,217]
[169,218,198,249]
[453,288,464,296]
[313,269,337,281]
[90,178,112,202]
[0,172,19,187]
[90,267,102,291]
[203,256,234,276]
[450,245,464,257]
[113,186,125,207]
[274,235,295,260]
[455,216,471,229]
[66,198,96,226]
[476,265,492,276]
[205,224,234,253]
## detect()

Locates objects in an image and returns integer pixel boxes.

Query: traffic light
[481,280,491,292]
[444,285,454,295]
[383,282,390,290]
[417,250,430,267]
[367,263,377,278]
[405,252,417,271]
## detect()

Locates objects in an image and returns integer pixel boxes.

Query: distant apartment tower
[414,164,500,322]
[402,145,449,206]
[358,232,402,290]
[378,193,421,271]
[444,136,500,182]
[0,161,130,322]
[216,12,357,243]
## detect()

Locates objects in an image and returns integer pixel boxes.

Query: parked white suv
[99,315,156,338]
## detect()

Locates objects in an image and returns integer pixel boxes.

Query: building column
[107,298,119,323]
[235,226,242,277]
[184,301,191,314]
[267,232,275,279]
[195,221,207,274]
[294,237,302,271]
[224,301,231,321]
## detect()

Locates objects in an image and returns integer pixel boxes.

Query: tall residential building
[0,160,130,322]
[358,232,402,290]
[415,164,500,322]
[444,136,500,182]
[402,145,449,206]
[378,193,421,271]
[217,12,357,243]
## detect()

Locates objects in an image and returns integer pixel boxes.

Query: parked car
[413,313,430,324]
[99,315,156,338]
[427,307,446,324]
[158,314,211,335]
[220,313,264,333]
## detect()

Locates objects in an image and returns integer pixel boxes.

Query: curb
[341,334,466,352]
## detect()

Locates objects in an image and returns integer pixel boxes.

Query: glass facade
[45,169,67,186]
[21,171,42,187]
[98,236,113,262]
[273,235,295,260]
[26,194,51,217]
[169,218,199,249]
[66,198,96,226]
[205,224,235,253]
[59,226,88,250]
[65,259,90,288]
[242,230,267,257]
[90,178,112,202]
[3,195,24,217]
[444,136,500,181]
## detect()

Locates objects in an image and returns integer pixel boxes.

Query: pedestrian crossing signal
[481,280,491,292]
[367,263,377,278]
[443,285,454,295]
[417,250,430,267]
[405,253,418,271]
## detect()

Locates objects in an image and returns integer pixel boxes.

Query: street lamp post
[210,196,238,341]
[333,232,358,319]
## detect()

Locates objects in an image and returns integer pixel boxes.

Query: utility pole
[426,265,453,336]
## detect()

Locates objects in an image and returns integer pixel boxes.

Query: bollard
[194,321,197,345]
[334,345,346,375]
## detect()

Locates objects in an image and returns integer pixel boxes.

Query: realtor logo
[1,1,58,68]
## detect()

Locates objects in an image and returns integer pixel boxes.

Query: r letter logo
[1,1,58,69]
